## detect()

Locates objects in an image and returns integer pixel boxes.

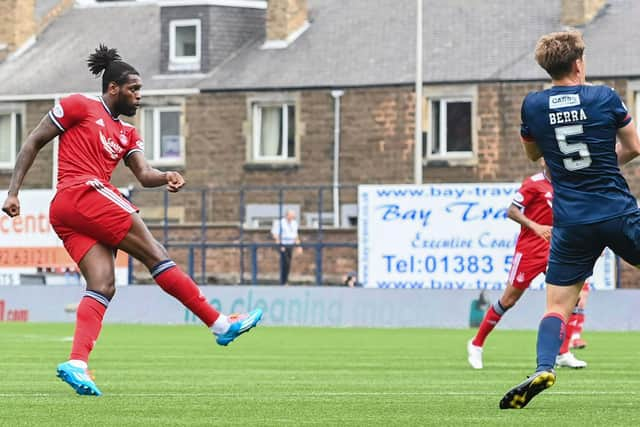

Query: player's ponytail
[87,44,139,93]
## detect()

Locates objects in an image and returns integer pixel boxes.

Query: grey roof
[198,0,556,89]
[0,3,202,97]
[506,0,640,80]
[1,0,640,97]
[199,0,640,90]
[35,0,63,21]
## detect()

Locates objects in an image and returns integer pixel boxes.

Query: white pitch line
[0,391,637,398]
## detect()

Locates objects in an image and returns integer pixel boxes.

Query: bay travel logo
[357,183,616,290]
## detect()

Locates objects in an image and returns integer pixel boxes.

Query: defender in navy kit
[499,30,640,409]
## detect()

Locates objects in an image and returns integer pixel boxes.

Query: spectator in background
[343,271,358,287]
[271,210,302,285]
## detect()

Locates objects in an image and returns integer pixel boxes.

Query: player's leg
[57,243,115,397]
[467,251,539,369]
[467,284,525,369]
[499,281,582,409]
[117,213,262,345]
[540,283,582,363]
[570,283,589,349]
[556,296,588,367]
[500,223,601,409]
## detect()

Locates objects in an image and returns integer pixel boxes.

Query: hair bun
[87,44,121,76]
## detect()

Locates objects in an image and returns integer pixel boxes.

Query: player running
[1,45,262,396]
[500,30,640,409]
[467,161,586,370]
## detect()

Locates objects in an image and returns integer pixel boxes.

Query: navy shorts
[546,210,640,286]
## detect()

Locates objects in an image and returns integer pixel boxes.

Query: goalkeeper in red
[1,45,262,396]
[467,160,586,369]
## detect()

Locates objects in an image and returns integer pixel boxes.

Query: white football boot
[555,351,587,368]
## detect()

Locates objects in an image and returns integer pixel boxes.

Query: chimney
[0,0,36,60]
[266,0,308,43]
[561,0,606,26]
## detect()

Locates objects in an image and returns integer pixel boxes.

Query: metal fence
[127,184,359,285]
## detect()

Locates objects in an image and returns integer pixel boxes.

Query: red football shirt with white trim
[49,94,144,190]
[511,172,553,256]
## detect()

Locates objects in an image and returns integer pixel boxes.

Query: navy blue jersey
[520,85,635,226]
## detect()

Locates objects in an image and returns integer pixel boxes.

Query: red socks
[573,312,585,336]
[559,313,579,354]
[472,305,502,347]
[70,295,107,362]
[152,261,220,327]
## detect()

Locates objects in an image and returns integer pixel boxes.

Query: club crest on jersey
[95,118,105,127]
[549,94,580,109]
[52,104,64,118]
[100,130,124,159]
[119,133,128,146]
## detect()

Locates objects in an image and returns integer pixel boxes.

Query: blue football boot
[215,308,263,346]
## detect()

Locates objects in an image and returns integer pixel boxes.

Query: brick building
[1,0,640,286]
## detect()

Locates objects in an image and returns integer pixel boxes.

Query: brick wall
[0,0,36,58]
[14,81,640,288]
[0,100,54,188]
[266,0,307,41]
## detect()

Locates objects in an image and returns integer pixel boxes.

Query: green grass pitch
[1,324,639,426]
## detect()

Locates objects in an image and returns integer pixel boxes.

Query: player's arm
[519,96,542,162]
[1,115,60,217]
[507,203,551,242]
[125,151,185,193]
[615,121,640,166]
[520,136,543,161]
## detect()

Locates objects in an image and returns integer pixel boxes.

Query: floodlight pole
[414,0,423,184]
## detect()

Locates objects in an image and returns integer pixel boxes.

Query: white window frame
[426,97,474,160]
[245,204,299,229]
[169,19,201,71]
[635,90,640,136]
[0,109,23,170]
[140,106,185,166]
[422,84,478,166]
[251,101,297,163]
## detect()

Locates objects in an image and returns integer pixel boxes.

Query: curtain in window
[160,111,181,158]
[260,106,283,157]
[0,114,11,163]
[143,109,155,160]
[176,26,196,57]
[447,102,471,152]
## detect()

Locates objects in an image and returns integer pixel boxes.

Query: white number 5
[555,125,591,171]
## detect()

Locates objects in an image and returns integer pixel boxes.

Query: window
[426,98,473,159]
[251,102,296,162]
[140,107,183,165]
[245,204,299,228]
[0,111,22,169]
[636,91,640,135]
[169,19,201,71]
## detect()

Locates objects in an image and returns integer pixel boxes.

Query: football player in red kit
[467,160,586,369]
[1,45,262,396]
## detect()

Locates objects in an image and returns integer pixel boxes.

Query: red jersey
[48,94,144,190]
[511,171,553,255]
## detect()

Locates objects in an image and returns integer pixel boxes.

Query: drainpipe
[331,89,344,227]
[414,0,423,184]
